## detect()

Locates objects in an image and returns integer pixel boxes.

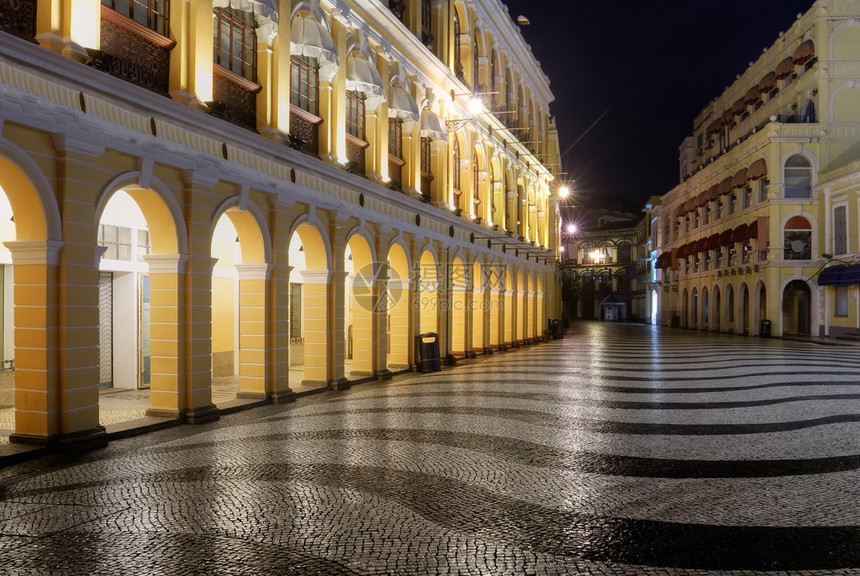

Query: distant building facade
[651,0,860,339]
[0,0,562,446]
[561,210,649,322]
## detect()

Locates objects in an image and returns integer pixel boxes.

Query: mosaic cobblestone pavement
[2,323,860,575]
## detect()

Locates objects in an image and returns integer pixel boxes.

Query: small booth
[599,294,627,322]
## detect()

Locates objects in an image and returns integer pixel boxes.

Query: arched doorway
[288,223,330,388]
[418,250,439,335]
[450,256,468,357]
[726,284,735,332]
[650,289,658,325]
[471,261,485,354]
[740,283,750,334]
[345,234,374,377]
[691,288,698,329]
[782,280,811,335]
[712,286,721,331]
[210,206,269,402]
[387,243,411,370]
[487,267,501,350]
[504,269,514,348]
[702,287,709,330]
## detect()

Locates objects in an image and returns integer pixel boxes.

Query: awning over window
[746,219,759,239]
[388,83,419,121]
[708,118,723,134]
[732,167,748,189]
[291,13,339,81]
[775,56,795,79]
[759,71,776,94]
[747,158,767,180]
[719,228,734,246]
[655,252,672,268]
[215,0,278,38]
[793,39,815,64]
[346,52,386,111]
[731,223,748,242]
[420,107,447,141]
[818,263,860,286]
[745,85,761,104]
[705,233,720,250]
[719,176,733,195]
[732,98,747,116]
[706,183,721,202]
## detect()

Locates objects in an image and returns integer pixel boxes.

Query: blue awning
[818,265,844,286]
[818,263,860,286]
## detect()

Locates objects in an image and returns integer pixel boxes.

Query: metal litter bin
[550,319,563,339]
[416,332,441,372]
[760,319,771,337]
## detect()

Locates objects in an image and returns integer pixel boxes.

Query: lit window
[784,155,812,199]
[290,56,319,115]
[213,8,257,81]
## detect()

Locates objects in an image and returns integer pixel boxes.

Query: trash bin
[550,319,563,339]
[416,332,441,372]
[760,319,771,337]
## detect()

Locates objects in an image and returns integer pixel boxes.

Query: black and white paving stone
[2,322,860,575]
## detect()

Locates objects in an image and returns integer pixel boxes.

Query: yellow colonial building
[651,0,860,339]
[0,0,562,447]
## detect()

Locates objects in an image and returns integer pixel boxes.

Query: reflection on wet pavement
[2,323,860,575]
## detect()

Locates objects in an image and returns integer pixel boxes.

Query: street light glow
[559,186,570,198]
[567,223,577,234]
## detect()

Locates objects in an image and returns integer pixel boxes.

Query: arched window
[472,154,480,218]
[784,215,812,260]
[490,50,497,109]
[452,138,462,209]
[784,155,812,198]
[473,32,482,90]
[453,10,463,80]
[801,100,816,123]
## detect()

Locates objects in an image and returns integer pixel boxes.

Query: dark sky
[501,0,816,211]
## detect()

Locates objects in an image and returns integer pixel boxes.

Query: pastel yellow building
[651,0,860,340]
[0,0,562,447]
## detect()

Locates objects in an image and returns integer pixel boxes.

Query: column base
[268,389,297,404]
[185,404,220,425]
[375,369,393,380]
[328,378,351,391]
[10,426,108,450]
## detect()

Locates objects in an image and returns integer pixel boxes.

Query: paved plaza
[2,323,860,575]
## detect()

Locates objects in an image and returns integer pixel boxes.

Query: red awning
[723,109,734,124]
[746,220,759,239]
[775,56,795,79]
[706,183,721,202]
[731,223,748,242]
[719,228,734,246]
[732,97,747,116]
[747,158,767,180]
[719,176,733,195]
[695,238,707,253]
[759,71,777,94]
[793,39,815,65]
[708,118,724,134]
[679,243,690,257]
[705,233,721,250]
[745,85,761,104]
[695,190,709,207]
[732,167,748,189]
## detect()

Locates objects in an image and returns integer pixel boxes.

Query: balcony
[100,7,173,95]
[289,105,321,156]
[211,64,260,131]
[0,0,36,41]
[345,133,368,176]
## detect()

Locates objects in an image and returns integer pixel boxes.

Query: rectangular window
[421,0,433,45]
[420,137,432,175]
[290,56,319,115]
[835,286,848,317]
[388,118,403,159]
[715,201,722,219]
[102,0,169,36]
[743,186,752,209]
[834,205,848,255]
[729,193,737,215]
[756,180,767,203]
[702,205,710,225]
[346,91,366,140]
[289,283,303,341]
[98,224,133,261]
[213,8,256,81]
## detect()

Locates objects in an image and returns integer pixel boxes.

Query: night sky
[501,0,816,211]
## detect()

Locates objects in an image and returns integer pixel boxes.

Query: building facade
[651,0,860,339]
[560,210,649,323]
[0,0,562,447]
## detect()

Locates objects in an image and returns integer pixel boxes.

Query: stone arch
[95,172,186,255]
[487,264,502,350]
[712,284,722,332]
[472,143,487,221]
[418,249,439,334]
[344,230,375,376]
[471,259,485,353]
[450,255,468,357]
[386,240,411,369]
[209,201,273,402]
[781,277,812,336]
[504,267,514,347]
[831,82,860,123]
[536,275,545,336]
[288,220,331,386]
[0,151,61,440]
